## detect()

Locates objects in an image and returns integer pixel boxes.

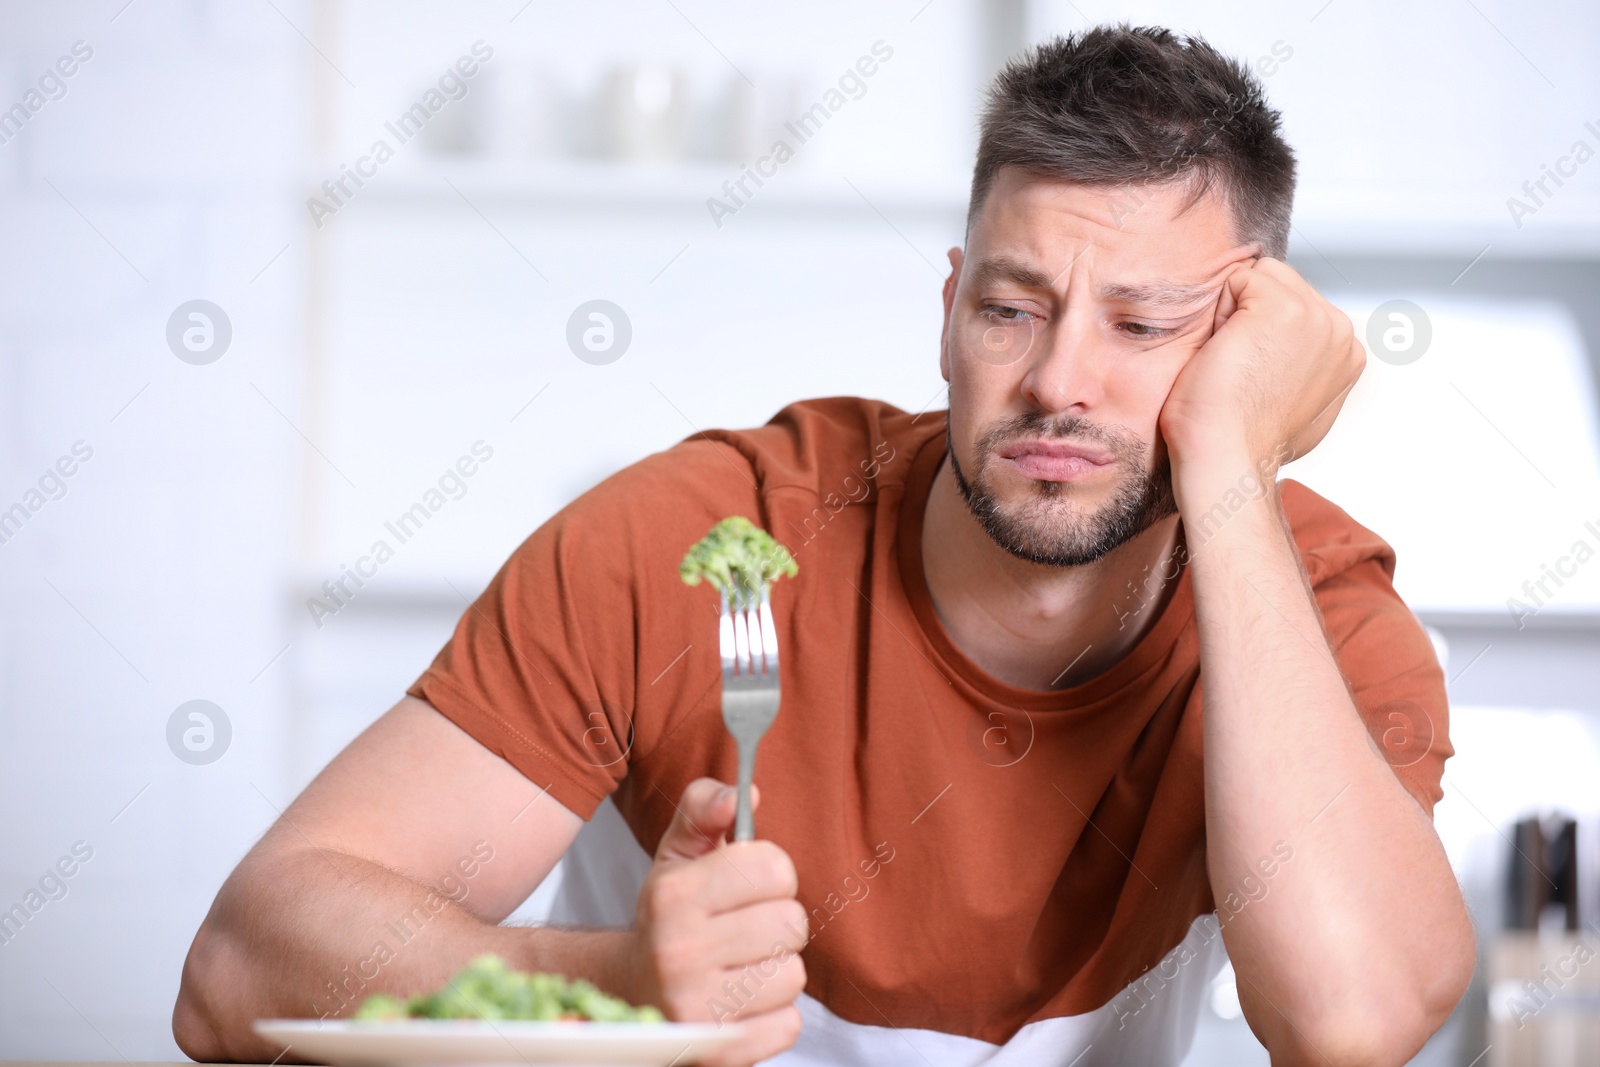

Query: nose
[1019,312,1107,415]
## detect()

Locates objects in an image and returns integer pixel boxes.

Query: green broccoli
[679,516,798,602]
[352,954,664,1023]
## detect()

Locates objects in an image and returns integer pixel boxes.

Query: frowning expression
[939,165,1258,566]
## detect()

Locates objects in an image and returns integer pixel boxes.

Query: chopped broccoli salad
[679,516,798,601]
[353,954,664,1023]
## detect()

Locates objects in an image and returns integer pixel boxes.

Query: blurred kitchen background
[2,0,1599,1064]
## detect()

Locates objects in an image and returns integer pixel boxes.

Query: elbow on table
[172,918,248,1063]
[1273,1004,1432,1067]
[173,992,225,1063]
[1269,949,1477,1067]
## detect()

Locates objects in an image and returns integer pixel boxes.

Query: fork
[719,586,782,842]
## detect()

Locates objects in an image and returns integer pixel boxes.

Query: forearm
[173,843,634,1063]
[1178,456,1472,1064]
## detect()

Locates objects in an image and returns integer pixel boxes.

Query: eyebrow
[967,254,1216,311]
[967,254,1055,292]
[1095,281,1216,310]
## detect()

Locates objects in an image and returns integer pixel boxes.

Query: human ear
[939,246,963,381]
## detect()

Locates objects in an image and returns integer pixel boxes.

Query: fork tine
[719,590,736,674]
[758,591,779,672]
[731,588,752,675]
[746,593,766,668]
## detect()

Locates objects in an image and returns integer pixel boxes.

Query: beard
[946,411,1176,568]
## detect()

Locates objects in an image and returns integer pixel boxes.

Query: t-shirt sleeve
[405,508,633,819]
[405,437,759,820]
[1313,555,1453,817]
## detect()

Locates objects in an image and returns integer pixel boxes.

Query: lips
[998,439,1115,482]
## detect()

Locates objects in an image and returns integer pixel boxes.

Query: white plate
[253,1018,743,1066]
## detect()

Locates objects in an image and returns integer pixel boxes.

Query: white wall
[0,2,310,1058]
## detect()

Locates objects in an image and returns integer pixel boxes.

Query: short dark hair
[968,25,1297,259]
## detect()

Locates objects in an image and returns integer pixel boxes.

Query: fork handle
[734,738,759,842]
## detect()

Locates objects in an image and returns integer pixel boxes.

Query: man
[173,25,1474,1067]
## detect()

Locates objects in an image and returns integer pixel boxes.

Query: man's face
[939,166,1258,567]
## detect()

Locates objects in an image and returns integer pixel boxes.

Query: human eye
[1114,320,1175,339]
[980,304,1035,325]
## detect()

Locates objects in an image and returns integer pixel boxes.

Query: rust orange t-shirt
[406,395,1450,1056]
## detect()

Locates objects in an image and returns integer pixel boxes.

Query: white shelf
[334,156,972,218]
[308,158,1600,257]
[1417,608,1600,632]
[1288,216,1600,261]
